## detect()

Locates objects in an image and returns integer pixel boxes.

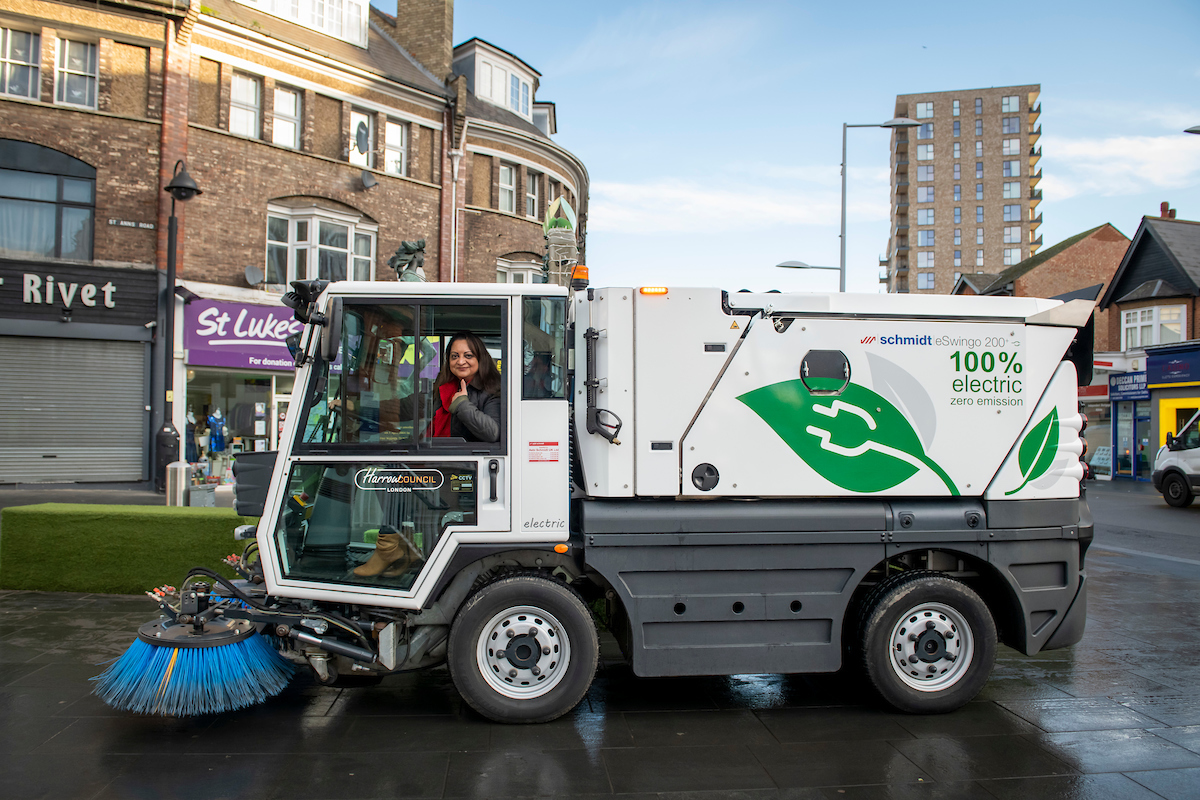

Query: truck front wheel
[448,574,598,723]
[1163,473,1195,508]
[860,571,996,714]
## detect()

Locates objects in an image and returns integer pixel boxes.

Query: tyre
[859,571,996,714]
[448,574,598,723]
[1162,473,1195,508]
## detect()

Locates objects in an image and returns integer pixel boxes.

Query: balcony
[1030,212,1043,226]
[1029,145,1042,160]
[1028,103,1041,124]
[895,201,909,209]
[1029,169,1042,187]
[1029,235,1043,247]
[894,263,909,276]
[1028,125,1042,145]
[1029,188,1043,202]
[896,244,910,252]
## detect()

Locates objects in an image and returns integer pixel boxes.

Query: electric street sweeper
[95,277,1095,723]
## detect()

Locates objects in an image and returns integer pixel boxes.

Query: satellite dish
[244,264,264,286]
[361,170,377,190]
[355,121,369,155]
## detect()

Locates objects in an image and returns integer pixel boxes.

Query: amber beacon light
[639,287,669,295]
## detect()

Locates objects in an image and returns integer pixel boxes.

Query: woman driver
[430,331,501,443]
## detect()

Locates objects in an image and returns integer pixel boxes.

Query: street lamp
[1186,126,1200,134]
[155,160,202,492]
[776,260,840,281]
[840,117,920,292]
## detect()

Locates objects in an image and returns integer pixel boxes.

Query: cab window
[521,296,567,399]
[297,300,505,453]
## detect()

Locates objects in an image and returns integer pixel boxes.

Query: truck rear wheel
[448,574,597,723]
[860,571,995,714]
[1163,473,1195,508]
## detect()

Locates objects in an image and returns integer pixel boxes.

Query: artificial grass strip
[0,504,255,594]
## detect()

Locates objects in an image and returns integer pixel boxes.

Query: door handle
[488,459,499,502]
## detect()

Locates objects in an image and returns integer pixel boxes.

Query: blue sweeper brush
[92,581,295,716]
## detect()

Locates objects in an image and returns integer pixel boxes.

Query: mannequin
[207,408,227,453]
[185,410,199,463]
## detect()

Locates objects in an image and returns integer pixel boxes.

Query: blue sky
[445,0,1200,293]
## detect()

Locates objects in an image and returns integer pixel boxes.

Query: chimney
[1160,201,1176,219]
[384,0,453,82]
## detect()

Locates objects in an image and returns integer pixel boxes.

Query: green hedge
[0,504,255,594]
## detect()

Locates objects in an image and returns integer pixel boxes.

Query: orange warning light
[553,544,569,554]
[639,287,668,295]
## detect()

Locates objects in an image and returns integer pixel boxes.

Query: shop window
[55,39,96,108]
[297,300,506,453]
[265,200,377,287]
[0,140,95,260]
[1,28,39,99]
[1122,306,1185,350]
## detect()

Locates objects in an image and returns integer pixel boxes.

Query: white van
[1153,409,1200,507]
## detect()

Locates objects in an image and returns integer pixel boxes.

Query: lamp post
[776,260,840,284]
[154,160,202,492]
[840,118,920,292]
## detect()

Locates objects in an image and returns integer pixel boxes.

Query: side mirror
[320,298,343,362]
[1166,433,1179,451]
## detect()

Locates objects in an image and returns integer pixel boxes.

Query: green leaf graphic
[1005,407,1059,496]
[738,379,958,495]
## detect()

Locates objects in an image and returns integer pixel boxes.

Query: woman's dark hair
[435,331,501,396]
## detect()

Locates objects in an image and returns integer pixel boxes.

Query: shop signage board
[0,260,157,326]
[1109,371,1149,401]
[1148,345,1198,386]
[185,298,302,371]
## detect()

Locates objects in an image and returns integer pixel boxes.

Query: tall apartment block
[882,85,1043,294]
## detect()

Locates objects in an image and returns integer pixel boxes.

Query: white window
[526,171,539,218]
[976,249,984,267]
[1002,138,1021,156]
[510,74,520,111]
[1003,226,1021,244]
[954,184,961,200]
[917,123,933,139]
[917,251,934,268]
[954,164,961,180]
[976,206,984,223]
[954,229,961,245]
[917,209,934,225]
[975,119,983,136]
[265,202,377,287]
[917,230,935,247]
[1002,117,1020,134]
[230,73,261,138]
[384,120,407,176]
[974,97,982,114]
[1003,181,1021,199]
[954,251,962,267]
[915,102,933,119]
[272,86,301,149]
[1,28,39,99]
[1001,95,1020,113]
[975,140,983,157]
[976,183,983,200]
[1003,247,1022,266]
[55,39,96,108]
[916,186,934,202]
[952,100,960,116]
[1123,306,1186,349]
[917,165,934,181]
[954,207,962,224]
[916,144,934,161]
[234,0,367,47]
[496,258,542,284]
[953,142,961,159]
[917,272,935,289]
[1003,160,1021,178]
[498,163,515,213]
[976,227,984,245]
[1003,204,1021,222]
[348,108,373,167]
[521,82,529,116]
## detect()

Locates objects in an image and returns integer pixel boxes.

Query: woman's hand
[451,379,469,405]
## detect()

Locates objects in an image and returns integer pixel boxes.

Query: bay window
[1123,306,1185,350]
[265,201,377,288]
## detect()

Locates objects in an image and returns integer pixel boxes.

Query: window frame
[498,163,516,213]
[0,165,95,261]
[265,202,378,288]
[348,107,374,168]
[230,72,262,138]
[916,165,934,182]
[1122,305,1187,350]
[1001,95,1020,113]
[1,27,40,100]
[917,272,935,290]
[1003,204,1021,222]
[54,38,97,109]
[525,170,539,219]
[384,119,407,176]
[272,85,302,149]
[1002,160,1021,178]
[915,102,933,119]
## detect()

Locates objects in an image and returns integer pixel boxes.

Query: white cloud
[589,176,891,234]
[1039,134,1200,201]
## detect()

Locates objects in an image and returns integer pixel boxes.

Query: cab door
[261,295,511,605]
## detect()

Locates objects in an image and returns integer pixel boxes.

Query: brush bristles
[92,635,295,716]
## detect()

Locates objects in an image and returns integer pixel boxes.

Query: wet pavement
[1,480,1199,799]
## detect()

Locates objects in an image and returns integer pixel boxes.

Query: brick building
[883,85,1042,294]
[0,0,588,484]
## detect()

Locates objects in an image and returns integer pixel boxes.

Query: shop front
[1148,342,1200,450]
[182,297,301,486]
[1109,371,1151,481]
[0,260,158,484]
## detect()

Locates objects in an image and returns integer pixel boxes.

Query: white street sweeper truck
[96,276,1094,722]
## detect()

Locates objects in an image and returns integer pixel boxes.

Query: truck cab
[1154,409,1200,507]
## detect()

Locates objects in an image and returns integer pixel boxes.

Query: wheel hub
[477,605,571,699]
[889,602,974,692]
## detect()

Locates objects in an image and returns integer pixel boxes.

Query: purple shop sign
[184,299,303,371]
